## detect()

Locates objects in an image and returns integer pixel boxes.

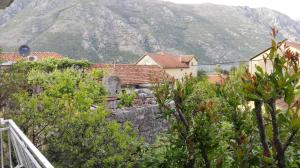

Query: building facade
[249,41,300,74]
[136,52,198,80]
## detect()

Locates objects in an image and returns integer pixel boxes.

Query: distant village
[1,40,300,109]
[0,48,226,84]
[2,41,300,83]
[2,1,300,167]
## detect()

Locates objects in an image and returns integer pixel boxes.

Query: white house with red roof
[136,52,198,80]
[249,41,300,109]
[249,41,300,74]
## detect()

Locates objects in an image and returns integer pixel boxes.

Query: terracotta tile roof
[92,64,170,85]
[144,52,196,68]
[0,52,64,62]
[180,55,194,63]
[207,74,228,85]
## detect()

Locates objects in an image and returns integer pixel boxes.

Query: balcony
[0,118,53,168]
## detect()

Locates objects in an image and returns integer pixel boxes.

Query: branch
[34,122,51,138]
[254,101,271,157]
[283,129,298,152]
[175,105,189,130]
[158,101,182,125]
[267,99,285,167]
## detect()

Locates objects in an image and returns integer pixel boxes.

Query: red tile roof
[180,55,194,63]
[92,64,170,85]
[0,52,64,62]
[141,52,196,68]
[207,74,228,85]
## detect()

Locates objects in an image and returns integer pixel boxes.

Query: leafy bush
[0,59,141,168]
[146,76,230,167]
[241,28,300,167]
[12,58,91,72]
[2,29,300,168]
[144,28,300,168]
[197,70,207,80]
[117,90,136,108]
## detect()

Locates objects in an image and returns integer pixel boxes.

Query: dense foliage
[117,89,137,108]
[142,29,300,168]
[241,28,300,167]
[1,30,300,168]
[0,59,141,168]
[142,73,253,167]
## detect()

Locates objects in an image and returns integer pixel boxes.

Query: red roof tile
[207,74,227,85]
[180,55,194,63]
[92,64,170,85]
[143,52,196,68]
[0,52,64,62]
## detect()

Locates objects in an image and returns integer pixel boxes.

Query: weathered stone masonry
[110,105,168,143]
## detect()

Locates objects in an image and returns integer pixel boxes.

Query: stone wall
[110,105,168,143]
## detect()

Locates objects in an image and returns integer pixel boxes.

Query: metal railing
[0,118,54,168]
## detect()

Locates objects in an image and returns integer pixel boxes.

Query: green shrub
[0,59,141,168]
[117,90,136,108]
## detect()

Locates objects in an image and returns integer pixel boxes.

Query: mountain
[0,0,300,63]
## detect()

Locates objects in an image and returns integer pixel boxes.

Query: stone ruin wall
[110,105,168,143]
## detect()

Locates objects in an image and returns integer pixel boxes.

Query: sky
[164,0,300,20]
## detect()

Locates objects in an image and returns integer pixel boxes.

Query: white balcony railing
[0,118,54,168]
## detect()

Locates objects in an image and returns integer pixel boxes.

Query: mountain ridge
[0,0,299,64]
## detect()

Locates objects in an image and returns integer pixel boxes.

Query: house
[249,41,300,74]
[136,52,198,80]
[0,52,64,66]
[92,64,170,108]
[249,41,300,110]
[92,64,169,88]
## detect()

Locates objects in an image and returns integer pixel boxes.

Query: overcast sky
[164,0,300,20]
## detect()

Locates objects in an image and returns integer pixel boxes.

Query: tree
[47,108,141,168]
[197,70,207,80]
[242,28,300,167]
[142,28,300,168]
[0,58,90,111]
[1,59,141,167]
[218,65,261,167]
[145,76,229,168]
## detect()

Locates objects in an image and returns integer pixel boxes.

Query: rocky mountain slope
[0,0,300,63]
